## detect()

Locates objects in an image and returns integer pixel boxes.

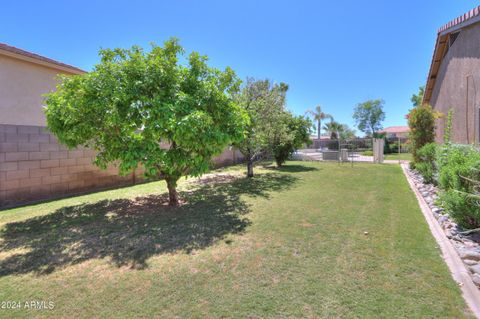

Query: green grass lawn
[384,153,412,161]
[0,162,470,318]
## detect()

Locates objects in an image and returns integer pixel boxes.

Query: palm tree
[323,120,343,140]
[305,105,333,140]
[338,124,356,140]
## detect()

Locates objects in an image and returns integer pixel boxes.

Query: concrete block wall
[0,124,244,208]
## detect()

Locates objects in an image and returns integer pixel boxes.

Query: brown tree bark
[247,158,254,178]
[166,176,180,206]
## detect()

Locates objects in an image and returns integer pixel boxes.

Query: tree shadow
[262,163,319,173]
[0,173,297,277]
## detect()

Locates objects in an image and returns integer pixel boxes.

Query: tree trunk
[247,158,254,178]
[276,158,283,168]
[318,119,321,140]
[165,176,180,206]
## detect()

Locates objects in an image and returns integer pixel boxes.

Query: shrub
[407,105,437,165]
[383,139,392,154]
[400,142,410,153]
[271,114,312,167]
[436,144,480,191]
[327,140,339,150]
[439,190,480,229]
[443,108,454,144]
[436,144,480,228]
[415,143,437,184]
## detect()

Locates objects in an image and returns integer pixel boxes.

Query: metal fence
[306,137,409,153]
[305,138,372,151]
[295,137,410,163]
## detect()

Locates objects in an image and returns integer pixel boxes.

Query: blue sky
[2,1,479,132]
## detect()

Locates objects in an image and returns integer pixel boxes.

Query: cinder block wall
[0,124,243,208]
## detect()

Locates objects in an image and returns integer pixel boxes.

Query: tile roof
[379,126,409,134]
[424,6,480,105]
[0,42,85,74]
[438,6,480,34]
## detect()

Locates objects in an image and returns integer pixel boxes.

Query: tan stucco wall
[430,23,480,144]
[0,55,75,126]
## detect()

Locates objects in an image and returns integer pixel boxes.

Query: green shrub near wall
[415,143,437,184]
[407,105,437,166]
[436,144,480,229]
[436,144,480,191]
[440,190,480,229]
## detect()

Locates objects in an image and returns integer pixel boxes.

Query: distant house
[378,126,409,139]
[424,6,480,144]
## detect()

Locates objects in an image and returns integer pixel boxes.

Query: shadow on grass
[0,173,297,276]
[263,163,319,173]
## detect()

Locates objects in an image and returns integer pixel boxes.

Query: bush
[271,114,312,167]
[389,142,410,153]
[407,105,437,165]
[436,144,480,229]
[327,140,339,150]
[416,162,435,184]
[383,139,392,154]
[436,144,480,191]
[415,143,437,184]
[439,190,480,229]
[400,142,410,153]
[388,142,398,153]
[362,150,373,156]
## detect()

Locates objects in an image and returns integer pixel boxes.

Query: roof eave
[0,47,86,75]
[423,6,480,106]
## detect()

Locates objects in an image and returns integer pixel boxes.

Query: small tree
[234,78,287,177]
[407,105,438,165]
[353,99,385,136]
[271,113,312,167]
[411,86,425,107]
[45,39,248,206]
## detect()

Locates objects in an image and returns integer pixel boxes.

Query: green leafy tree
[411,86,425,107]
[45,38,248,206]
[407,105,438,165]
[271,113,312,167]
[353,99,385,136]
[234,78,287,177]
[305,105,332,139]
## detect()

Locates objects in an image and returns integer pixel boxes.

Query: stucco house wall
[0,44,243,208]
[428,21,480,144]
[0,54,74,126]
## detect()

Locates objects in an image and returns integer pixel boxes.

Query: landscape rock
[460,251,480,261]
[438,216,449,226]
[464,241,479,248]
[463,259,478,266]
[473,274,480,287]
[470,264,480,275]
[445,230,452,239]
[406,166,480,291]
